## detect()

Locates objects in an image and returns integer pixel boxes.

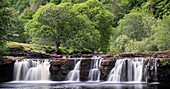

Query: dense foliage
[0,0,13,57]
[72,0,114,52]
[1,0,170,55]
[110,10,170,52]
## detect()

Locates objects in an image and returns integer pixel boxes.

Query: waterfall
[88,56,103,82]
[144,60,150,82]
[67,60,81,81]
[107,58,144,82]
[144,59,158,82]
[13,59,50,81]
[154,59,158,81]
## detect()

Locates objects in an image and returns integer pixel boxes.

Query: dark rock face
[100,59,116,81]
[142,59,170,82]
[157,59,170,82]
[50,58,92,81]
[80,59,91,81]
[50,58,75,81]
[0,59,14,82]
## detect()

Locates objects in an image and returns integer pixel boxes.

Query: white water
[88,56,103,82]
[107,58,144,82]
[67,61,81,81]
[154,59,158,81]
[13,59,50,81]
[144,60,150,82]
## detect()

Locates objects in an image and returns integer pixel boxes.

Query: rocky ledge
[8,45,170,59]
[0,50,169,82]
[103,51,170,59]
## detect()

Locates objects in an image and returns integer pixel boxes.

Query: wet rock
[82,54,94,58]
[157,58,170,82]
[100,66,114,81]
[101,60,116,66]
[61,66,66,70]
[50,58,75,81]
[102,54,114,58]
[80,59,91,81]
[0,59,14,82]
[66,59,75,70]
[52,66,60,71]
[99,59,116,81]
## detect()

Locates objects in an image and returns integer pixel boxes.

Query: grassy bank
[7,42,55,52]
[7,42,92,54]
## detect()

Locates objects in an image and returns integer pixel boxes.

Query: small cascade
[67,60,81,81]
[13,59,50,81]
[88,56,103,81]
[144,59,158,82]
[153,59,158,81]
[144,60,150,82]
[107,58,144,82]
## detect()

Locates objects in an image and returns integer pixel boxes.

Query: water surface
[0,81,169,89]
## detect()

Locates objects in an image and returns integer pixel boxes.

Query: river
[0,81,169,89]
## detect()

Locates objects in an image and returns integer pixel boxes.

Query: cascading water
[153,59,158,81]
[107,58,144,82]
[13,59,50,81]
[144,59,150,82]
[88,56,103,81]
[144,58,158,82]
[67,60,81,81]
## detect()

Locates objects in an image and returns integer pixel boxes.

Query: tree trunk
[55,41,60,54]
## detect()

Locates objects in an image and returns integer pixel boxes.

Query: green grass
[7,42,94,54]
[7,42,55,52]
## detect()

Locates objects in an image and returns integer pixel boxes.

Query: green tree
[153,15,170,50]
[14,0,30,12]
[0,0,13,57]
[6,7,36,43]
[142,0,170,19]
[25,3,100,53]
[72,0,115,53]
[61,0,87,4]
[50,0,62,5]
[116,11,154,41]
[30,0,49,10]
[111,10,158,52]
[114,35,130,52]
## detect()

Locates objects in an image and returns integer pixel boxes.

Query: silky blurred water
[0,81,169,89]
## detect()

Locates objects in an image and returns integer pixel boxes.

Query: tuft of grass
[114,54,120,58]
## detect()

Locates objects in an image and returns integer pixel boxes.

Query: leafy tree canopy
[72,0,115,52]
[0,0,13,56]
[25,3,101,53]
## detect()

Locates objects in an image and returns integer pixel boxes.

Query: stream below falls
[0,81,169,89]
